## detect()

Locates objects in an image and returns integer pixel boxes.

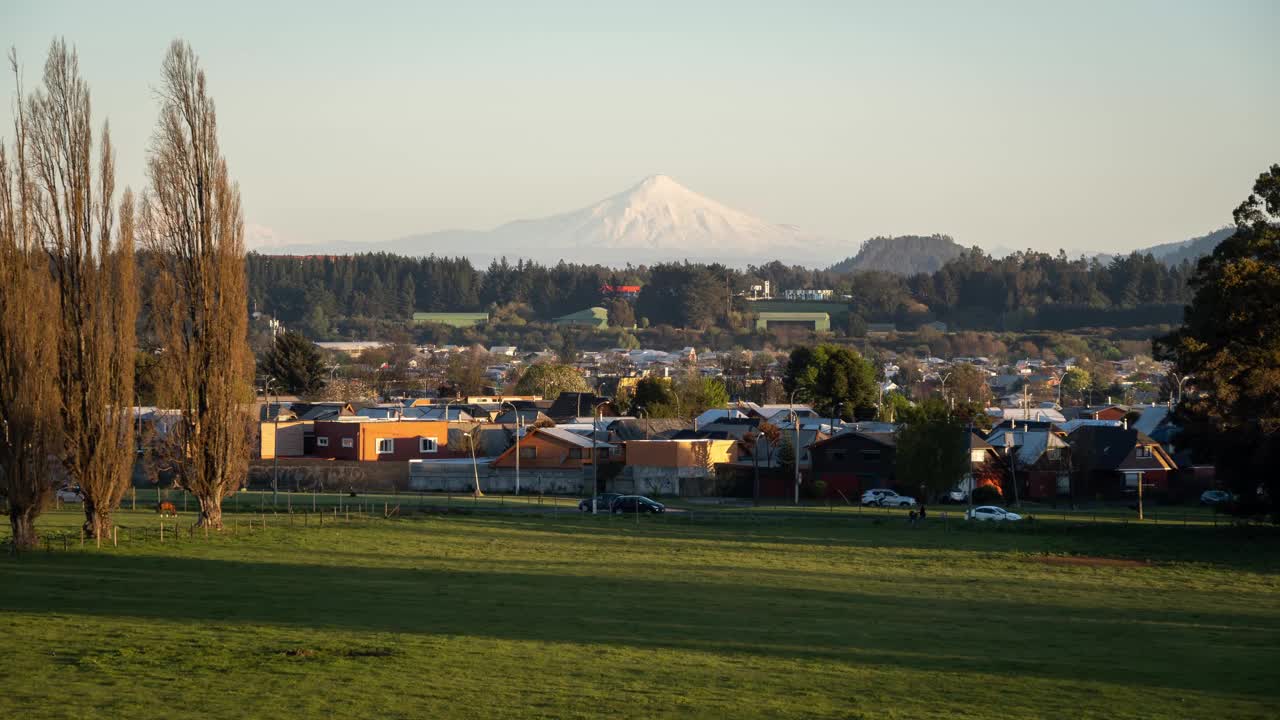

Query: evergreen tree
[260,331,328,395]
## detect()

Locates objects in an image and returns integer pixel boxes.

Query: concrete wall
[409,462,588,494]
[248,458,409,492]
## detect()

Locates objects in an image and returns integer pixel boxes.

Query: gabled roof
[969,432,994,451]
[810,431,896,450]
[1068,425,1167,471]
[607,418,689,441]
[533,427,616,449]
[546,392,612,421]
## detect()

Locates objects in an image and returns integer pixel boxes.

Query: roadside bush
[971,485,1003,505]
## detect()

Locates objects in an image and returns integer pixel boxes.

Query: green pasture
[2,505,1278,719]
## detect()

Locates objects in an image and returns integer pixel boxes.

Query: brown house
[492,427,616,470]
[312,419,451,462]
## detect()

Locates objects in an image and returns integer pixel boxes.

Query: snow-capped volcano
[486,174,805,255]
[263,175,835,265]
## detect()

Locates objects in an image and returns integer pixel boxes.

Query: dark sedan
[578,493,621,513]
[609,495,666,514]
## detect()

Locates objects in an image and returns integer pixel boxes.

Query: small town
[3,3,1278,720]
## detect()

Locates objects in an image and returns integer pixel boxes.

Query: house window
[568,448,583,460]
[1136,446,1152,459]
[316,436,329,448]
[862,450,881,462]
[419,437,438,454]
[520,446,536,459]
[376,438,394,455]
[341,437,354,448]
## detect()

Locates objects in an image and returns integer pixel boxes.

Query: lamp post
[1002,430,1020,508]
[1175,374,1193,406]
[1054,371,1067,408]
[590,399,610,513]
[501,401,522,496]
[789,389,802,506]
[265,377,279,507]
[461,430,483,498]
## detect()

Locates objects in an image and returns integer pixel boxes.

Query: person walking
[919,504,928,523]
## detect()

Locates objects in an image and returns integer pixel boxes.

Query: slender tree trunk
[196,494,224,529]
[9,505,39,550]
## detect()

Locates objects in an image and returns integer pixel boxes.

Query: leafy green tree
[895,398,970,501]
[879,392,914,422]
[259,331,328,395]
[784,344,877,420]
[512,363,589,400]
[678,376,729,419]
[631,376,678,417]
[1059,367,1091,405]
[1156,164,1280,518]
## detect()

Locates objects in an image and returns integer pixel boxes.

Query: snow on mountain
[375,175,830,264]
[492,174,804,253]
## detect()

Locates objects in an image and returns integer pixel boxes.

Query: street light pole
[501,401,521,496]
[789,389,802,506]
[463,430,483,498]
[265,377,279,507]
[590,400,609,513]
[1176,375,1192,406]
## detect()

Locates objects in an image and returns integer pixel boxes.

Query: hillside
[1141,227,1233,266]
[828,234,966,275]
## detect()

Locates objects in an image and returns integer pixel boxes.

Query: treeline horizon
[245,245,1196,341]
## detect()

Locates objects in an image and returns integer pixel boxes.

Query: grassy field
[2,506,1279,719]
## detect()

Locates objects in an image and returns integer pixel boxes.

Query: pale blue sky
[4,0,1278,254]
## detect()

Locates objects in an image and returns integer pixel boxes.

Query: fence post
[132,487,136,511]
[159,522,164,543]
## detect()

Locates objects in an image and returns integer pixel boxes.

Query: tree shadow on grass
[2,552,1277,701]
[450,513,1280,572]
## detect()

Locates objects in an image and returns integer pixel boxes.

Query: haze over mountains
[253,175,1232,271]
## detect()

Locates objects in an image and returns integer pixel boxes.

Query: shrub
[971,484,1003,505]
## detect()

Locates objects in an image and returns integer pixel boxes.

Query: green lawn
[3,507,1279,719]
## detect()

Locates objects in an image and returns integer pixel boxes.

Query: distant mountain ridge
[1140,227,1233,266]
[827,234,966,275]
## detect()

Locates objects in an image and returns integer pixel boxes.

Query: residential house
[491,427,616,469]
[1067,425,1177,499]
[809,432,897,499]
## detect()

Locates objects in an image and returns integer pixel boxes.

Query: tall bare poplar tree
[0,50,61,549]
[142,40,251,528]
[24,40,138,540]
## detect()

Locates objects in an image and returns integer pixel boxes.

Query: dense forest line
[245,247,1196,341]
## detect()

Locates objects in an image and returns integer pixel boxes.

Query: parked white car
[965,505,1023,522]
[56,485,83,503]
[860,489,918,508]
[1199,490,1233,506]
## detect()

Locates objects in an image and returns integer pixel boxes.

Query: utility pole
[502,401,521,496]
[790,389,802,505]
[266,377,279,507]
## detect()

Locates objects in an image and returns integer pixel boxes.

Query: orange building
[312,419,452,462]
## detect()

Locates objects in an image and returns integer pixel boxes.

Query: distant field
[2,506,1278,719]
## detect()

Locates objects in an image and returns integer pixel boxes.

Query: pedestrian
[919,504,928,523]
[908,509,917,527]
